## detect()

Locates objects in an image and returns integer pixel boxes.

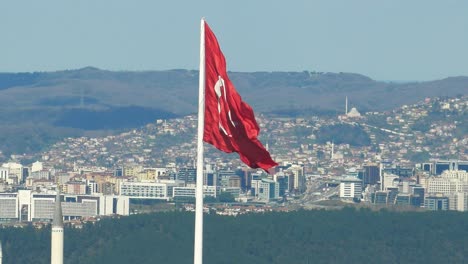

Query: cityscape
[0,95,466,225]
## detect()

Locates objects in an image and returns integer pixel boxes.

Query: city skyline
[1,1,467,81]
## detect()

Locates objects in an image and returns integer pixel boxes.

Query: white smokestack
[51,189,64,264]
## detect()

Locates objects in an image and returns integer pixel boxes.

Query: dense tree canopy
[1,208,468,263]
[315,124,371,147]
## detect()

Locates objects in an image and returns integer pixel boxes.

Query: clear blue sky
[1,0,467,81]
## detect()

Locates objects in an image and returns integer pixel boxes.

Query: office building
[177,167,197,183]
[0,193,18,221]
[0,190,129,222]
[286,165,306,193]
[448,192,468,211]
[422,160,468,175]
[339,178,362,199]
[276,174,291,196]
[425,195,449,211]
[219,187,241,198]
[374,191,388,204]
[395,194,411,206]
[383,166,414,178]
[173,185,218,198]
[363,164,380,185]
[426,170,468,195]
[119,181,182,200]
[252,179,279,202]
[0,168,8,182]
[412,187,425,207]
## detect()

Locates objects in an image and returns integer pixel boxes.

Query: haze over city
[1,0,468,81]
[0,1,468,263]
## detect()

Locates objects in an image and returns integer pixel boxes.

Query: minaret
[345,96,348,115]
[379,162,384,191]
[1,240,3,264]
[331,141,334,160]
[51,187,64,264]
[380,146,384,191]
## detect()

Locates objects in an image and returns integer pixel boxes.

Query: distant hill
[0,67,466,155]
[1,67,467,116]
[54,106,177,130]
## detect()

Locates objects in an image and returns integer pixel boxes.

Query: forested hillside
[1,208,468,264]
[0,68,466,155]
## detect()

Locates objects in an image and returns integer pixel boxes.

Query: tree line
[1,208,468,263]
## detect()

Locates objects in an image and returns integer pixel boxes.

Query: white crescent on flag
[214,75,236,137]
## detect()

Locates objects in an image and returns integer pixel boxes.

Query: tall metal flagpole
[194,17,206,264]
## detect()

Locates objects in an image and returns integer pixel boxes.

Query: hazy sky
[1,0,467,81]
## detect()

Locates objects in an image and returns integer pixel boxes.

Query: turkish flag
[203,22,278,173]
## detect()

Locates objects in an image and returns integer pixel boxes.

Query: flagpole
[194,17,206,264]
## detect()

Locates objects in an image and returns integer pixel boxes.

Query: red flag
[203,22,278,172]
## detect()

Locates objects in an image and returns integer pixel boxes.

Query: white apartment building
[425,170,468,212]
[382,173,400,191]
[0,190,129,222]
[441,170,468,181]
[31,161,43,173]
[0,193,18,220]
[339,178,363,199]
[0,168,8,182]
[173,185,218,198]
[120,180,183,200]
[2,162,23,184]
[427,178,468,194]
[286,165,306,193]
[449,192,468,211]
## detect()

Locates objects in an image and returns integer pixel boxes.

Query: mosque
[339,96,362,120]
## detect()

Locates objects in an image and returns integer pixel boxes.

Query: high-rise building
[386,187,399,204]
[0,168,8,183]
[228,176,241,188]
[254,179,279,202]
[276,174,291,196]
[204,171,216,186]
[449,192,468,211]
[412,187,425,207]
[177,167,197,183]
[114,168,123,177]
[218,170,237,187]
[86,180,98,195]
[286,165,305,193]
[382,173,399,191]
[363,164,380,185]
[339,178,362,199]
